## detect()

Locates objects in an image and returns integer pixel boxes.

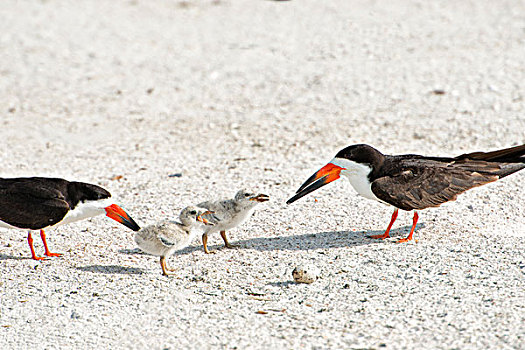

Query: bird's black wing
[0,179,70,229]
[457,143,525,163]
[371,160,500,211]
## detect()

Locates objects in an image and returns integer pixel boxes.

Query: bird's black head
[67,182,111,209]
[285,144,384,205]
[334,144,384,167]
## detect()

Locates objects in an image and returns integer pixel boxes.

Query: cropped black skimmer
[0,177,140,260]
[286,144,525,242]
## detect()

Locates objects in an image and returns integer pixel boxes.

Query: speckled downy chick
[134,206,214,275]
[197,189,269,254]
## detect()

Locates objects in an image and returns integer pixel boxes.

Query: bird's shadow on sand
[267,281,297,288]
[118,248,145,255]
[75,265,145,275]
[127,223,426,256]
[0,253,30,261]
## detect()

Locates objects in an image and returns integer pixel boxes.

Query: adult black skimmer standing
[286,144,525,242]
[0,177,140,260]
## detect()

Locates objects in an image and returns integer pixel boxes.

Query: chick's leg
[202,233,215,254]
[160,256,175,276]
[220,231,238,249]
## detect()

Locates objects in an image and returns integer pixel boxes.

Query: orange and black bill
[249,194,270,202]
[105,204,141,231]
[286,162,344,204]
[197,210,216,225]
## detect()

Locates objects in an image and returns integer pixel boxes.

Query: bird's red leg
[27,232,45,260]
[40,230,62,257]
[369,208,399,239]
[397,211,419,243]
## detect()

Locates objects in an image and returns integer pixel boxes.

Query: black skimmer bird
[0,177,140,260]
[134,206,214,275]
[197,190,269,254]
[286,144,525,242]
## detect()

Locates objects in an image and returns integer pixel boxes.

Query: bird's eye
[244,193,250,197]
[190,210,196,215]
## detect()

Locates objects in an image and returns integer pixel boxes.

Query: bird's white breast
[0,220,21,230]
[57,198,113,226]
[331,158,382,202]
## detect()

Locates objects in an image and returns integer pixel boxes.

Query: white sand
[1,0,524,349]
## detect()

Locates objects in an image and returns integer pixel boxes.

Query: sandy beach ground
[1,0,524,349]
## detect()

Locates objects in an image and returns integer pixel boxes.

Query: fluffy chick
[197,189,269,254]
[134,206,213,275]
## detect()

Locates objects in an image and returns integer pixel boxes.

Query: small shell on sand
[292,265,320,284]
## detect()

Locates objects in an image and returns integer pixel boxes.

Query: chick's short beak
[197,210,215,225]
[249,194,270,202]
